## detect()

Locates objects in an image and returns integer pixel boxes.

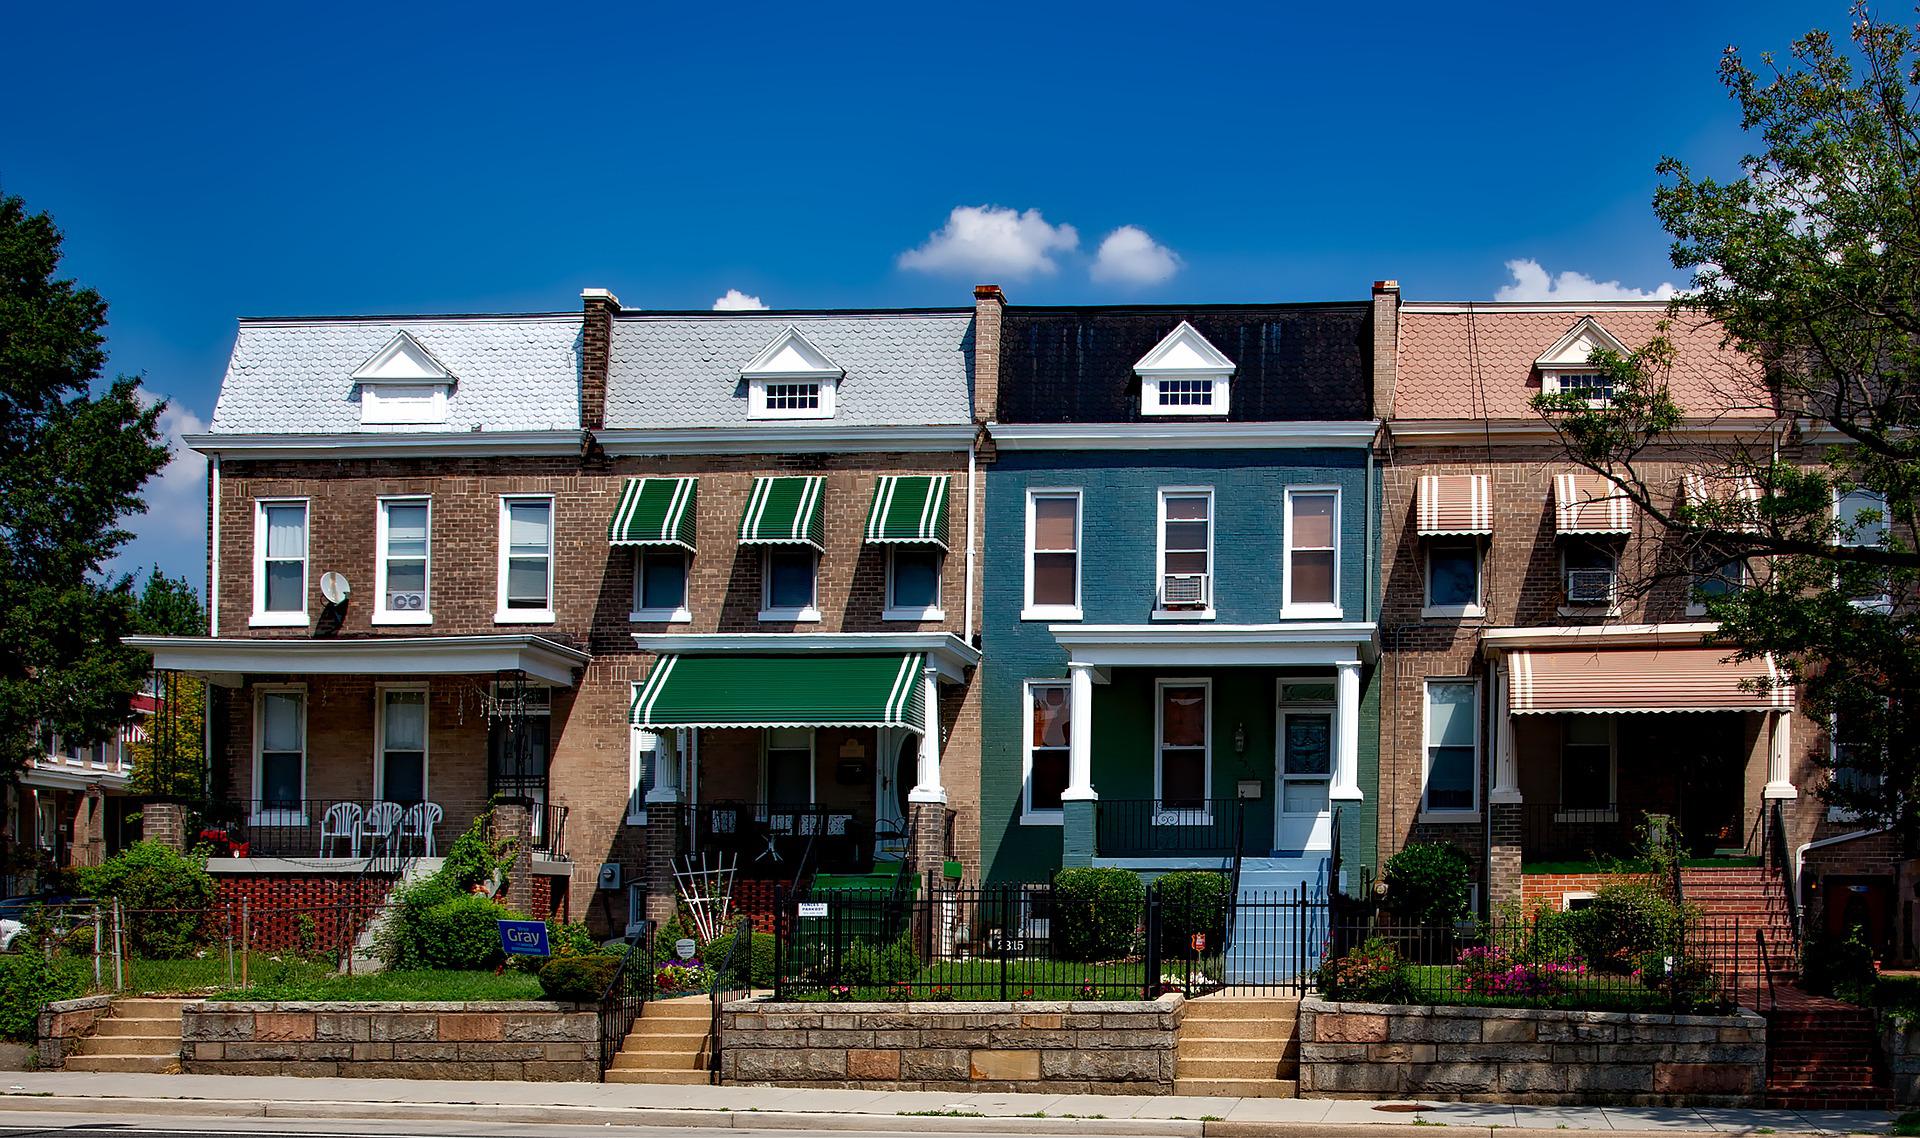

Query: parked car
[0,894,95,951]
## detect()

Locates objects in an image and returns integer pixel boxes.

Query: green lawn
[117,952,336,995]
[209,967,545,1003]
[791,959,1151,1001]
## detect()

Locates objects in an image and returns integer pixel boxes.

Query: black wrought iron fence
[598,921,660,1072]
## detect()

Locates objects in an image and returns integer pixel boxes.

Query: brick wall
[1520,870,1631,912]
[212,874,393,952]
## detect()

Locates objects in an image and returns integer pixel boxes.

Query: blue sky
[0,0,1832,588]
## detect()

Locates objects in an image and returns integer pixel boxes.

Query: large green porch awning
[608,477,697,550]
[630,653,926,731]
[864,475,950,549]
[738,476,825,549]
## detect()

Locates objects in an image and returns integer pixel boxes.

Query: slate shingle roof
[208,315,583,435]
[605,312,974,429]
[997,305,1373,423]
[1394,304,1772,420]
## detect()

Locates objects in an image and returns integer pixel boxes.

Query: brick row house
[132,294,985,932]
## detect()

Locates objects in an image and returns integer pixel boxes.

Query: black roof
[997,304,1373,423]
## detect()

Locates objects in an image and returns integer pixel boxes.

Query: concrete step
[74,1035,177,1057]
[1178,1017,1297,1039]
[611,1049,708,1071]
[96,1017,180,1037]
[1178,1035,1295,1057]
[604,1068,709,1085]
[1182,998,1299,1017]
[1173,1077,1297,1098]
[111,998,188,1019]
[640,999,711,1020]
[1175,1056,1297,1080]
[622,1029,709,1048]
[61,1053,177,1074]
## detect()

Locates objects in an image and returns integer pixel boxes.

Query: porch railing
[200,798,559,862]
[1095,798,1244,858]
[690,801,879,878]
[1519,803,1646,864]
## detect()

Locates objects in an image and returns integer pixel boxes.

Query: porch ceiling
[124,634,590,687]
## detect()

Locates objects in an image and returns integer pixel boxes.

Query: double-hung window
[1836,488,1891,608]
[1423,680,1478,815]
[1155,680,1211,820]
[1024,490,1082,620]
[376,497,432,624]
[886,548,943,620]
[252,500,309,626]
[497,496,555,622]
[633,551,691,622]
[254,687,306,819]
[1283,488,1341,618]
[1157,489,1213,615]
[1687,553,1747,616]
[761,549,820,620]
[1828,711,1884,820]
[377,687,429,805]
[628,727,663,825]
[1559,717,1614,815]
[1425,542,1482,615]
[762,727,814,805]
[1023,681,1071,822]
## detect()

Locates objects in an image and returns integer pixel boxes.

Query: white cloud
[712,289,768,311]
[1495,258,1681,302]
[898,205,1079,278]
[1089,225,1181,285]
[115,392,208,582]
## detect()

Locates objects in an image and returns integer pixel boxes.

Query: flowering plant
[654,959,713,992]
[828,984,852,1001]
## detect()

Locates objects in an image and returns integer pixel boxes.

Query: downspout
[208,453,220,637]
[965,438,978,644]
[1796,827,1888,911]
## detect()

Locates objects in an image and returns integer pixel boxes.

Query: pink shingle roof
[1394,304,1774,420]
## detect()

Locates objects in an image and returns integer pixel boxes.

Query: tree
[1534,8,1920,837]
[128,571,205,799]
[0,190,169,782]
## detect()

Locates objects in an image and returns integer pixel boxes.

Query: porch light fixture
[1234,723,1246,754]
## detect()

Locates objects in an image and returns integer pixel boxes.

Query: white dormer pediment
[352,332,454,384]
[352,332,453,426]
[1535,317,1630,371]
[741,326,845,381]
[742,326,842,420]
[1135,320,1234,416]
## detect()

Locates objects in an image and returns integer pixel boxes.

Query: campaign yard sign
[497,919,550,957]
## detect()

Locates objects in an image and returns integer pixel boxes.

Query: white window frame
[1141,375,1230,416]
[628,726,659,825]
[1556,715,1618,822]
[883,547,945,622]
[758,727,817,805]
[1544,370,1613,406]
[1282,486,1343,619]
[1420,678,1481,819]
[1557,539,1622,616]
[630,549,693,624]
[1154,486,1216,620]
[1022,488,1084,621]
[251,684,308,825]
[1423,539,1485,619]
[759,547,822,622]
[1020,679,1071,826]
[1561,890,1598,912]
[374,496,433,626]
[625,881,647,936]
[1153,677,1213,825]
[1686,554,1749,618]
[749,378,835,420]
[1835,488,1892,611]
[373,683,431,804]
[495,494,556,624]
[250,497,310,628]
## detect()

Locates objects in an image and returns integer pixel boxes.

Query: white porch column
[1332,660,1363,801]
[1765,710,1799,799]
[645,727,682,804]
[909,667,947,804]
[1064,661,1098,802]
[1489,660,1523,804]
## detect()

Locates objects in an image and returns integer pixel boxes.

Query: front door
[1276,706,1334,854]
[874,729,915,859]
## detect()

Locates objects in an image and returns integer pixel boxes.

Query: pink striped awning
[1417,474,1492,536]
[1682,470,1764,531]
[1507,646,1792,715]
[1553,472,1634,535]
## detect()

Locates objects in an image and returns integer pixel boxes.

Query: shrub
[1155,870,1229,956]
[839,936,919,986]
[1051,868,1144,962]
[438,810,512,894]
[0,952,87,1041]
[706,926,777,988]
[537,953,620,1002]
[383,891,516,972]
[1803,926,1878,1003]
[1874,974,1920,1028]
[1574,882,1680,973]
[1638,951,1732,1013]
[1519,904,1585,964]
[544,920,600,959]
[1456,944,1584,1000]
[77,840,217,959]
[1316,937,1416,1004]
[1382,843,1472,928]
[650,915,694,962]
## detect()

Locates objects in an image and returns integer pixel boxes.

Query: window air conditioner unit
[387,590,427,612]
[1565,568,1615,605]
[1161,573,1211,609]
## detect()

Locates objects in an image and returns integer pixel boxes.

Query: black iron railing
[1767,799,1800,946]
[707,916,752,1084]
[599,921,658,1072]
[1095,798,1245,858]
[691,801,879,878]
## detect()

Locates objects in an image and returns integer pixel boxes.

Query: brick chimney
[580,288,621,431]
[1370,280,1400,420]
[972,284,1006,425]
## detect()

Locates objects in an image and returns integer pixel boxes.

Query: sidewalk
[0,1072,1896,1137]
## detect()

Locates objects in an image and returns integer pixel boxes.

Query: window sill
[1554,809,1617,823]
[1151,608,1216,621]
[629,608,693,624]
[1422,605,1486,620]
[1418,810,1481,824]
[372,611,435,626]
[1555,605,1622,619]
[1019,810,1065,827]
[495,609,557,625]
[759,606,822,623]
[1022,606,1082,622]
[1281,605,1343,621]
[882,606,945,622]
[1828,808,1867,823]
[626,811,648,827]
[249,612,309,629]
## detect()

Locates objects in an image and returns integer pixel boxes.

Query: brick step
[61,1054,176,1074]
[1173,1077,1297,1098]
[1176,1056,1297,1080]
[604,1068,708,1085]
[95,1017,181,1037]
[73,1035,177,1057]
[1765,1089,1894,1109]
[1178,1037,1295,1060]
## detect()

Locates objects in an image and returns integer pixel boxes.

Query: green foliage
[1383,843,1473,927]
[1051,868,1144,962]
[0,952,87,1040]
[543,920,600,959]
[1154,870,1229,956]
[1638,951,1732,1014]
[1873,974,1920,1028]
[839,936,919,986]
[0,189,170,784]
[1571,883,1681,973]
[129,575,205,798]
[706,926,777,988]
[77,840,216,958]
[537,954,621,1002]
[376,813,521,972]
[412,894,515,972]
[1316,937,1417,1004]
[649,915,693,961]
[438,811,512,894]
[1803,926,1878,1003]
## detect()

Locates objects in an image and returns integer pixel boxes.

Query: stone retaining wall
[1299,997,1766,1106]
[1879,1015,1920,1103]
[181,1001,598,1080]
[718,995,1182,1093]
[37,994,113,1070]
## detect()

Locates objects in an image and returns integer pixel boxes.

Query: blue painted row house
[975,290,1391,926]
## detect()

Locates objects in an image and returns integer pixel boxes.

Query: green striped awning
[608,477,697,550]
[630,653,927,731]
[863,475,950,549]
[738,476,825,549]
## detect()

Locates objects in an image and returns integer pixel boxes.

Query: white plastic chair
[359,800,404,856]
[318,802,362,857]
[402,801,443,857]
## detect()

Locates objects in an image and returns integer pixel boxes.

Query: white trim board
[988,421,1379,450]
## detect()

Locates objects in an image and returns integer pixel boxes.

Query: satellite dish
[320,572,352,606]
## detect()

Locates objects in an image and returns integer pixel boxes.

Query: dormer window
[352,332,454,425]
[1535,317,1629,407]
[741,326,843,420]
[1134,320,1234,417]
